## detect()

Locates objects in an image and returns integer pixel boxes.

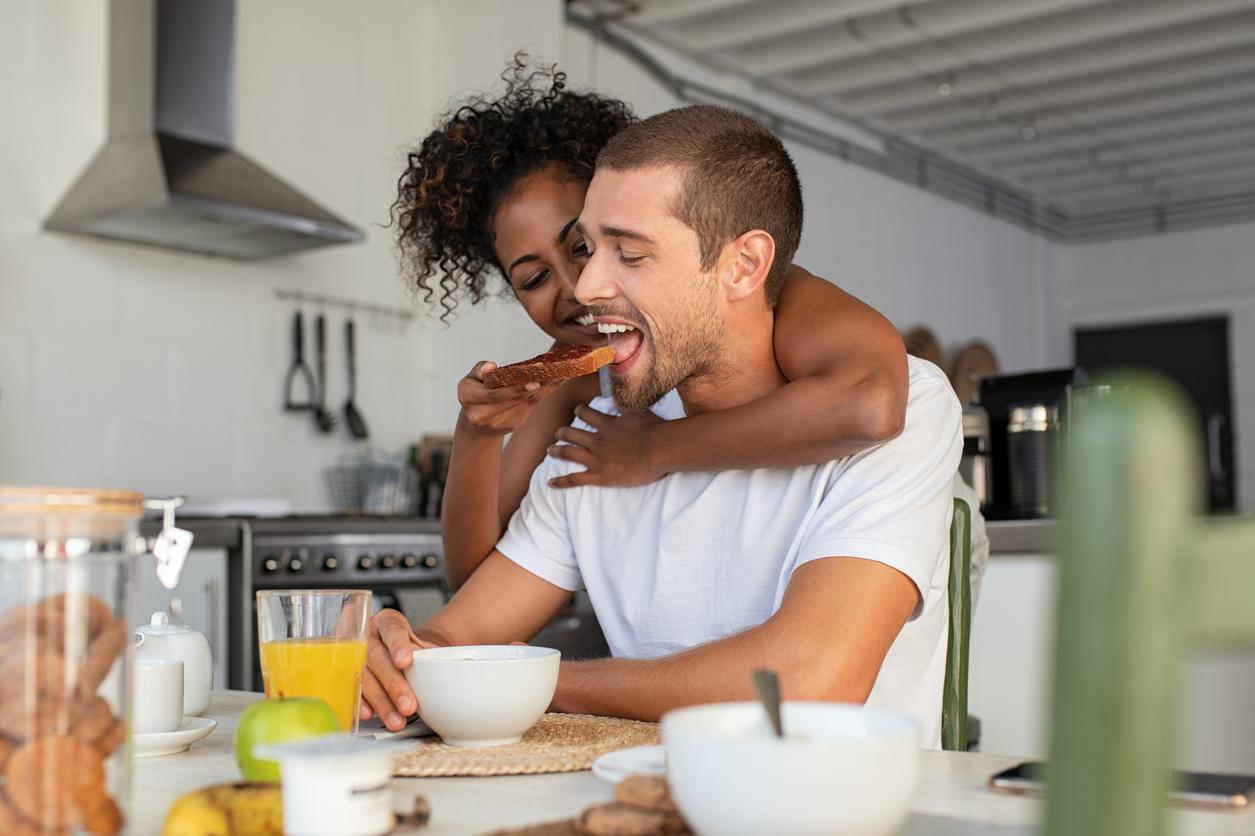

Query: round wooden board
[903,326,945,369]
[950,340,999,406]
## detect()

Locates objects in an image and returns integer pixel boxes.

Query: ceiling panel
[569,0,1255,239]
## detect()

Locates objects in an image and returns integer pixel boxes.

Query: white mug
[133,658,184,735]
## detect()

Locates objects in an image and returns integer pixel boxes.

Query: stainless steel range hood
[45,0,362,260]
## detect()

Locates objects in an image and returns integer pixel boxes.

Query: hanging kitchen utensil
[343,318,369,440]
[313,314,338,434]
[283,311,317,411]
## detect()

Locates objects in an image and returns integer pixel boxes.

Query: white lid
[254,733,399,765]
[136,611,196,635]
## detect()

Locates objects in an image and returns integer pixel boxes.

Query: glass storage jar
[0,486,143,836]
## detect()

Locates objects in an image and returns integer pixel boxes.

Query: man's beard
[610,298,724,414]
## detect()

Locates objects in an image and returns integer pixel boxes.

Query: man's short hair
[596,105,803,306]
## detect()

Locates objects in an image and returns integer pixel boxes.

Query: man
[363,105,962,745]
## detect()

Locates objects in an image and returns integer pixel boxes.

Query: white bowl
[405,645,560,747]
[662,702,921,836]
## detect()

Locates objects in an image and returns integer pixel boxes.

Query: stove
[183,515,609,692]
[229,516,447,691]
[249,518,445,589]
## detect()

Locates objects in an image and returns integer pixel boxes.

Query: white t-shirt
[497,356,963,746]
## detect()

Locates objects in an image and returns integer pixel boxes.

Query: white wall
[0,0,558,508]
[1062,221,1255,508]
[1,1,1067,509]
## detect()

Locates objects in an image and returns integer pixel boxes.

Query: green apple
[234,696,340,782]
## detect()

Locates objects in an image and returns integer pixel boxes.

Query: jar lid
[0,486,145,519]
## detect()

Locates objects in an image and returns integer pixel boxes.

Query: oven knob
[288,557,304,573]
[400,554,418,569]
[322,555,339,571]
[261,556,279,573]
[379,554,397,570]
[421,554,439,569]
[357,555,374,570]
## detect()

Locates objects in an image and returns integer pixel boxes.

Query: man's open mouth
[595,319,644,369]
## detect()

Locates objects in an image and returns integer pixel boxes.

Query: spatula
[283,311,317,412]
[343,318,369,440]
[313,314,338,434]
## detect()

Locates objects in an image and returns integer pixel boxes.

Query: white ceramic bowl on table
[406,645,560,747]
[662,701,921,836]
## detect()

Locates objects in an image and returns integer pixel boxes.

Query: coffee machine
[975,368,1085,520]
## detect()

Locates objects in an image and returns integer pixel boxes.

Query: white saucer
[133,716,217,758]
[591,744,666,784]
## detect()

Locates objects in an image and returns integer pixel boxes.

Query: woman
[393,60,910,589]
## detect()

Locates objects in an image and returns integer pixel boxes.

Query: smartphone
[989,761,1255,809]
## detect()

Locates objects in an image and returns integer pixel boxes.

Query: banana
[161,782,283,836]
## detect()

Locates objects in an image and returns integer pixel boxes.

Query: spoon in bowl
[752,668,784,738]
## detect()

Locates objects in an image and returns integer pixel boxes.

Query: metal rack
[274,288,416,323]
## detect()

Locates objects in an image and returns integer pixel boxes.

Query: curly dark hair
[392,56,635,320]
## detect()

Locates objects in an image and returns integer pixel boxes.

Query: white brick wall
[0,0,556,507]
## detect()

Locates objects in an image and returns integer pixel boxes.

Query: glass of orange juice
[256,589,372,733]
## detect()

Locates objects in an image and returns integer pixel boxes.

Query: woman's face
[490,164,601,346]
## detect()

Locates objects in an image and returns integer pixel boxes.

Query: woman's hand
[546,404,667,488]
[457,361,561,437]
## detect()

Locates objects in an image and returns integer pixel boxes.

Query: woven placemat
[392,713,659,777]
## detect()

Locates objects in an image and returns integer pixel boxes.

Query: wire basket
[325,454,417,516]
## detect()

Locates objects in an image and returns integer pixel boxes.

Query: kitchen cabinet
[136,548,228,690]
[969,549,1255,772]
[969,552,1056,759]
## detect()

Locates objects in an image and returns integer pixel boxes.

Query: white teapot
[134,612,213,716]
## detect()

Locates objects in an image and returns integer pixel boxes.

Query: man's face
[574,167,724,413]
[572,165,722,409]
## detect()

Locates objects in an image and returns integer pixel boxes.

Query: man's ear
[719,230,776,303]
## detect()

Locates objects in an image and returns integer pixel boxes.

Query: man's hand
[458,361,561,437]
[547,405,667,489]
[359,608,439,731]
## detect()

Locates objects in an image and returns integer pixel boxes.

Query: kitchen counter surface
[139,515,445,549]
[985,514,1255,555]
[139,516,246,549]
[133,692,1255,835]
[987,518,1057,554]
[156,514,1061,558]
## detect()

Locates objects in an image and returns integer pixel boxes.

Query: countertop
[984,515,1255,555]
[140,516,246,549]
[159,515,1061,555]
[987,519,1057,554]
[139,515,444,549]
[131,692,1255,836]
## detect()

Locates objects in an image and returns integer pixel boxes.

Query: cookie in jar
[0,488,146,836]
